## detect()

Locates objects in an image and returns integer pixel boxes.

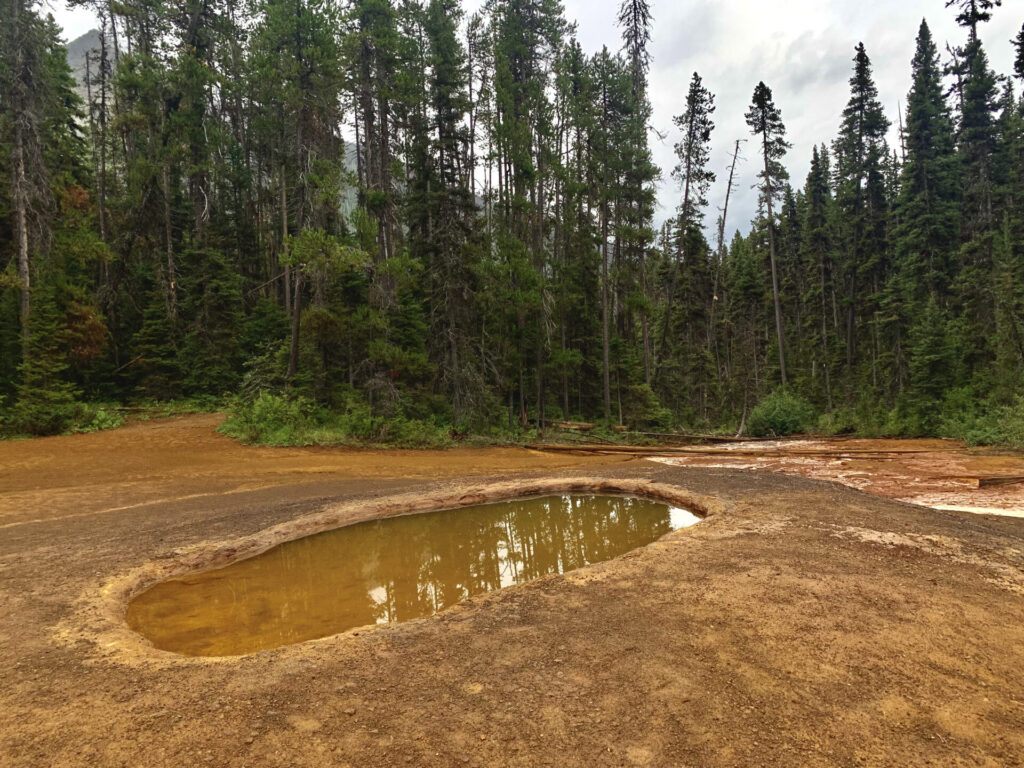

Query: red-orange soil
[2,416,1024,767]
[653,437,1024,516]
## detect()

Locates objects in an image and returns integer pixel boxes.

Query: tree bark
[11,0,31,354]
[763,139,788,386]
[286,270,303,381]
[709,140,741,351]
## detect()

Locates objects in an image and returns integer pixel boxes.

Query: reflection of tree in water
[365,495,673,621]
[134,495,674,655]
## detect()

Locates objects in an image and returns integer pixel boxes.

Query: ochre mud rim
[54,477,730,667]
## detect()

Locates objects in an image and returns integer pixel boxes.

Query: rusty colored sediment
[65,477,725,666]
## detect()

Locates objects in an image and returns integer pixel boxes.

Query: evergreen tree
[616,0,657,390]
[745,81,790,386]
[656,72,715,415]
[954,27,1000,379]
[945,0,1001,38]
[421,0,483,423]
[895,21,960,299]
[832,43,890,378]
[800,145,838,407]
[1014,23,1024,82]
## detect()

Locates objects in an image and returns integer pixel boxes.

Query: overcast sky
[47,0,1022,238]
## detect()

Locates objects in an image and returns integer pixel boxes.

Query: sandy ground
[3,415,1024,767]
[650,438,1024,516]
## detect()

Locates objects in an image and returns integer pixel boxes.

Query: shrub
[939,391,1024,448]
[816,409,857,436]
[996,397,1024,448]
[220,392,318,445]
[219,392,454,448]
[2,399,125,437]
[747,389,817,437]
[71,405,125,433]
[6,396,79,436]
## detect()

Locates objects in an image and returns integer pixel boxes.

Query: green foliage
[178,249,245,395]
[939,391,1024,448]
[4,0,1024,451]
[220,392,319,445]
[70,405,125,434]
[220,391,453,448]
[747,389,818,437]
[621,383,672,430]
[10,285,80,436]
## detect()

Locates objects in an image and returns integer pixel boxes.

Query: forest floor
[3,415,1024,767]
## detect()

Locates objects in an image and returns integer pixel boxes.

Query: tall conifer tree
[746,81,790,386]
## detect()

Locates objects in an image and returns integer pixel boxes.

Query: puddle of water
[126,494,700,657]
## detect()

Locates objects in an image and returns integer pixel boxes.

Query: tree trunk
[601,208,612,423]
[763,141,788,386]
[162,165,177,323]
[287,270,303,381]
[709,140,741,355]
[281,164,290,315]
[11,0,30,354]
[14,113,31,353]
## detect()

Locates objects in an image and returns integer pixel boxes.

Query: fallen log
[976,476,1024,489]
[633,432,781,443]
[528,443,945,458]
[549,420,596,432]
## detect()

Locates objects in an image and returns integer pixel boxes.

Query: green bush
[939,391,1024,448]
[2,399,126,437]
[816,409,857,436]
[71,405,125,433]
[747,389,817,437]
[219,391,453,448]
[995,398,1024,448]
[220,392,318,445]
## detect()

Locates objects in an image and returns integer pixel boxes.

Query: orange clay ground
[2,415,1023,767]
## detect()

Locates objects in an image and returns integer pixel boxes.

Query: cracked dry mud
[2,415,1024,767]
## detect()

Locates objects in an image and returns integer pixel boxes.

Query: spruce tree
[954,29,1000,379]
[1014,23,1024,82]
[945,0,1001,38]
[895,21,960,299]
[800,145,837,408]
[616,0,657,397]
[832,43,890,375]
[745,81,790,386]
[656,72,715,409]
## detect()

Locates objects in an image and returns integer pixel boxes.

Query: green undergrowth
[0,400,124,438]
[216,392,668,449]
[6,386,1024,452]
[0,396,225,439]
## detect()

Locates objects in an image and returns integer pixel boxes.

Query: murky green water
[126,494,701,656]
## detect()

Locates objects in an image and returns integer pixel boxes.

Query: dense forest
[2,0,1024,445]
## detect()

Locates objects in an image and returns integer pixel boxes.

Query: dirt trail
[3,417,1024,767]
[0,414,626,529]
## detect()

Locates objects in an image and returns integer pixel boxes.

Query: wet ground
[3,416,1024,767]
[127,494,700,657]
[652,437,1024,517]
